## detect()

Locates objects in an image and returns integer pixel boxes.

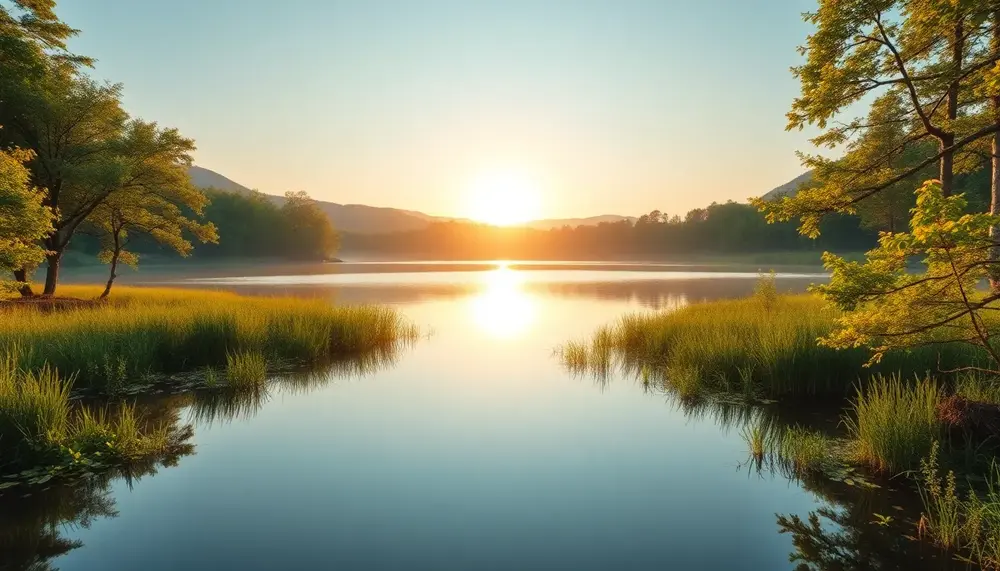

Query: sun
[466,170,542,226]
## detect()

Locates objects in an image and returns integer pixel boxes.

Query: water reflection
[1,345,413,571]
[0,452,192,571]
[468,265,537,338]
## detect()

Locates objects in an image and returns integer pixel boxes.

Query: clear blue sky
[61,0,821,219]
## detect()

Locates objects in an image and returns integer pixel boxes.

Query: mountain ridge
[188,166,635,234]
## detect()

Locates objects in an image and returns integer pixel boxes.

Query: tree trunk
[100,249,120,299]
[990,10,1000,292]
[12,268,33,297]
[42,252,61,296]
[940,18,965,198]
[940,136,955,197]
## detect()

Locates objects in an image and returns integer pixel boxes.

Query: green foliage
[817,181,1000,370]
[0,148,51,290]
[190,188,337,261]
[761,0,998,238]
[843,375,943,474]
[281,191,338,260]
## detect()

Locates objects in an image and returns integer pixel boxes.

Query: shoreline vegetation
[0,285,417,489]
[560,280,1000,568]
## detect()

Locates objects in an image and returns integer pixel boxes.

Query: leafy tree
[817,180,1000,372]
[0,147,51,293]
[280,191,338,261]
[89,169,218,298]
[757,1,1000,237]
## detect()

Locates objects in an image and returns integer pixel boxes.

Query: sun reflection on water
[468,264,536,339]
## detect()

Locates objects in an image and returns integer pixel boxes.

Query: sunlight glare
[466,170,542,226]
[469,264,536,338]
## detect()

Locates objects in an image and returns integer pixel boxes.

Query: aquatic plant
[559,294,975,398]
[0,352,187,476]
[778,426,832,474]
[225,351,268,389]
[843,375,942,475]
[0,285,418,391]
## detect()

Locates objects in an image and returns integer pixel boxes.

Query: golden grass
[560,294,976,398]
[0,286,417,390]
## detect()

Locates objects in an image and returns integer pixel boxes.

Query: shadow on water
[0,346,409,571]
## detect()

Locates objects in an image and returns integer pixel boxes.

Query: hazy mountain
[190,166,430,234]
[761,171,813,201]
[189,166,633,234]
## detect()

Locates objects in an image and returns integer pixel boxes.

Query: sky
[60,0,822,220]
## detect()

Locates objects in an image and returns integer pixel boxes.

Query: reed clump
[560,293,974,399]
[0,286,417,391]
[225,351,268,389]
[843,375,943,475]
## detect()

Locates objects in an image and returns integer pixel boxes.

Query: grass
[225,351,267,388]
[559,293,977,399]
[843,375,943,475]
[0,285,417,391]
[778,427,832,474]
[0,351,183,475]
[917,442,1000,569]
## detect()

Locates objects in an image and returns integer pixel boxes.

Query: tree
[89,168,218,298]
[280,191,338,261]
[756,0,1000,237]
[817,180,1000,373]
[0,148,51,293]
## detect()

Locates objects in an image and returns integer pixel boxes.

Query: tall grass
[225,351,268,388]
[917,442,1000,569]
[843,375,943,474]
[559,293,976,399]
[0,286,417,391]
[0,353,182,473]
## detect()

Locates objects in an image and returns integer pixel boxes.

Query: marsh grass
[559,294,977,398]
[843,375,942,475]
[965,462,1000,569]
[0,286,418,391]
[778,427,833,474]
[0,353,184,475]
[916,442,1000,569]
[225,351,267,388]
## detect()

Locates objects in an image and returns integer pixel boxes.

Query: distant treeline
[70,189,337,263]
[339,202,877,260]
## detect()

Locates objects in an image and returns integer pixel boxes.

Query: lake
[1,262,962,570]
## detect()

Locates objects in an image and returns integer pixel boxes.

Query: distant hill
[189,166,634,235]
[761,171,813,201]
[524,215,636,230]
[190,166,432,234]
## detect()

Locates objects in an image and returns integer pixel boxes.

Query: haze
[60,0,818,220]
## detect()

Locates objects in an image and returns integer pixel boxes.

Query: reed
[225,351,268,388]
[0,286,417,391]
[0,353,180,473]
[844,375,943,474]
[560,293,975,398]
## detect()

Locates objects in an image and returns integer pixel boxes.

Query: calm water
[2,263,963,570]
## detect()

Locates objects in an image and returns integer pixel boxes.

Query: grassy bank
[560,293,979,398]
[0,286,418,392]
[0,354,190,483]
